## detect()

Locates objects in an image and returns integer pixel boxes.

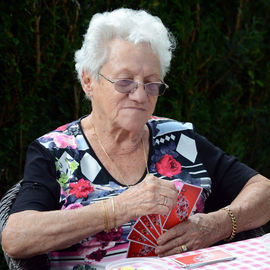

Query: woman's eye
[117,77,133,81]
[116,80,134,86]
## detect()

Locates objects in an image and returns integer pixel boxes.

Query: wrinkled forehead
[101,39,161,78]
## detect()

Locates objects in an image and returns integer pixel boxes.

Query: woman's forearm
[224,174,270,236]
[2,208,100,258]
[2,175,178,259]
[1,200,122,259]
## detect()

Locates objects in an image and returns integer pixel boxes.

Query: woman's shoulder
[51,118,82,135]
[35,118,84,151]
[147,116,194,137]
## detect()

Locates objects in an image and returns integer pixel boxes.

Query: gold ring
[181,244,188,252]
[163,196,168,206]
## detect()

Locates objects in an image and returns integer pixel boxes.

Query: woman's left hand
[155,213,225,256]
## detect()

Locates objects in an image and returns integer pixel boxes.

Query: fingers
[157,223,185,246]
[156,243,188,257]
[155,214,217,257]
[144,175,179,207]
[142,176,178,211]
[121,176,178,219]
[158,195,173,211]
[145,174,178,192]
[155,224,189,257]
[160,195,168,207]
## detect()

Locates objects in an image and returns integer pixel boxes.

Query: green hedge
[1,0,270,194]
[1,0,270,193]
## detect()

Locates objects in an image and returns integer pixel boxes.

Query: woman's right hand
[115,174,179,221]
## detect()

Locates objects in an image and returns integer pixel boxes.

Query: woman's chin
[118,119,147,133]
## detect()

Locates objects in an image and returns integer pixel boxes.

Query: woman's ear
[81,70,93,97]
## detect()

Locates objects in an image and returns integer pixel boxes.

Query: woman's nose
[129,82,148,102]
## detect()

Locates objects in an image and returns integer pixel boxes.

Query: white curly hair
[74,8,176,81]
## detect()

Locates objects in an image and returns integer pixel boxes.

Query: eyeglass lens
[114,80,166,96]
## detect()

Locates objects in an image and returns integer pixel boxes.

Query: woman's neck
[82,114,148,156]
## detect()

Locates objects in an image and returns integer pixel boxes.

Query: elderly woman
[2,7,270,269]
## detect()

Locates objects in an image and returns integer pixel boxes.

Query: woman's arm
[155,174,270,256]
[2,205,105,258]
[1,175,178,259]
[227,174,270,232]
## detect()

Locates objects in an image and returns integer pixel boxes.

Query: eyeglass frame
[98,73,168,96]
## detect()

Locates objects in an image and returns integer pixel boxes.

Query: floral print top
[17,115,254,270]
[28,116,210,267]
[11,115,257,269]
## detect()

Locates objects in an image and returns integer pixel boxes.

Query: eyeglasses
[98,73,168,96]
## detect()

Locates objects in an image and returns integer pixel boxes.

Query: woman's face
[89,39,161,132]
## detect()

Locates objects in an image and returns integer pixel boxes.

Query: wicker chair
[0,180,48,270]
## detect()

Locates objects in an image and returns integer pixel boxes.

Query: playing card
[159,212,168,229]
[162,182,202,230]
[159,180,184,230]
[127,180,202,258]
[127,241,156,258]
[132,220,157,245]
[140,215,161,239]
[127,228,157,247]
[171,249,236,268]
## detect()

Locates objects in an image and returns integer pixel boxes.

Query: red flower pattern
[155,154,182,178]
[55,123,68,131]
[95,228,123,242]
[69,178,94,198]
[86,248,107,262]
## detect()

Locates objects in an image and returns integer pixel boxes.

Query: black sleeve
[10,140,61,213]
[194,133,258,213]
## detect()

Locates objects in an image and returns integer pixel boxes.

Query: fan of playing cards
[127,180,202,257]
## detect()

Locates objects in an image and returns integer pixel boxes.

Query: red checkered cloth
[160,236,270,269]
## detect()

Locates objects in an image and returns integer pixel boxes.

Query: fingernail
[155,247,160,253]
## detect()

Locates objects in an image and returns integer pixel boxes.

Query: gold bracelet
[111,197,117,231]
[221,206,237,242]
[101,200,110,233]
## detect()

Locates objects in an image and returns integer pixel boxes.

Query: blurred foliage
[1,0,270,194]
[0,0,270,266]
[1,0,270,197]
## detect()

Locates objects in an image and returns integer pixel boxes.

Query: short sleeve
[195,133,258,213]
[10,140,61,213]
